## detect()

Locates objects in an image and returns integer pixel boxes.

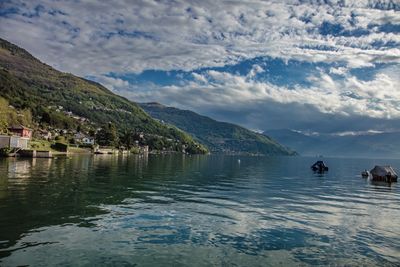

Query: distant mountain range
[264,129,400,158]
[140,102,296,156]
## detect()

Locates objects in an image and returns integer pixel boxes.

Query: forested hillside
[140,102,296,156]
[0,38,207,153]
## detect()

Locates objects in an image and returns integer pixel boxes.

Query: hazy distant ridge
[264,129,400,158]
[140,102,296,156]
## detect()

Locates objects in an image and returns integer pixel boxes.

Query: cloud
[91,76,130,92]
[0,0,399,76]
[329,67,348,75]
[248,64,264,78]
[106,63,400,131]
[1,0,399,133]
[331,130,385,136]
[133,66,400,119]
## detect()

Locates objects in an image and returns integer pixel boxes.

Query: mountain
[139,102,296,156]
[265,129,400,158]
[0,38,207,153]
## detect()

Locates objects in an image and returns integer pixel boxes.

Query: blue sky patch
[103,57,348,89]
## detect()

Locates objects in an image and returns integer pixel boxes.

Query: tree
[120,129,133,149]
[147,136,165,150]
[96,122,119,147]
[40,110,51,124]
[0,97,9,132]
[55,135,66,143]
[0,97,20,133]
[17,109,33,127]
[88,129,96,137]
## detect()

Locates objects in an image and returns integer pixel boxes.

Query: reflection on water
[0,155,399,266]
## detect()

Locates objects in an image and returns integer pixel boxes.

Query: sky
[1,0,400,134]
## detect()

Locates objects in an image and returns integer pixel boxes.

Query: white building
[82,137,95,145]
[0,135,30,149]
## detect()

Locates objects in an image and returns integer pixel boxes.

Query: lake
[0,155,399,266]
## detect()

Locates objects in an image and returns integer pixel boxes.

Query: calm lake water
[0,155,399,266]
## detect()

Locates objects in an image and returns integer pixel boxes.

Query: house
[1,125,32,150]
[74,132,86,142]
[38,130,52,140]
[0,135,30,149]
[74,133,95,145]
[8,125,32,139]
[82,137,95,145]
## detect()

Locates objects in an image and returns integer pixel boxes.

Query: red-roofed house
[8,125,32,139]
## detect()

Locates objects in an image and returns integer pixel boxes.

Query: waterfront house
[0,135,30,149]
[0,125,32,150]
[8,125,32,139]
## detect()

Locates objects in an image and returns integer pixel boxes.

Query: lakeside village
[0,124,148,158]
[0,105,193,158]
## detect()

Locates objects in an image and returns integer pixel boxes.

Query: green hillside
[140,103,296,156]
[0,38,207,154]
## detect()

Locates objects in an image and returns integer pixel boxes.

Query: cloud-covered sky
[1,0,400,133]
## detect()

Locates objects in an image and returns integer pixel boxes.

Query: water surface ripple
[0,155,399,266]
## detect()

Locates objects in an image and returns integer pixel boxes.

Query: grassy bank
[29,139,91,155]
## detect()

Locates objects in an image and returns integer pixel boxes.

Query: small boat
[311,160,329,172]
[361,170,370,178]
[370,165,398,183]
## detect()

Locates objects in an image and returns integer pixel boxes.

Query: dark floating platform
[311,160,329,172]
